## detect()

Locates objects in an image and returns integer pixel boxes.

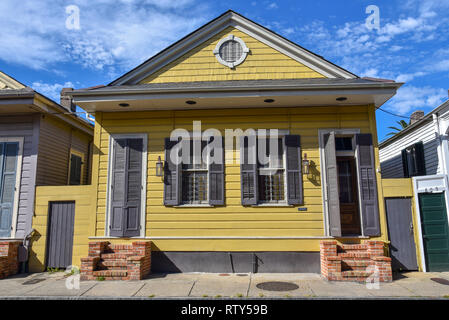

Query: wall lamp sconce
[302,153,310,175]
[156,156,164,177]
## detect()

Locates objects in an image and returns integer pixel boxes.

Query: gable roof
[109,10,357,86]
[0,71,27,90]
[0,70,93,134]
[379,99,449,148]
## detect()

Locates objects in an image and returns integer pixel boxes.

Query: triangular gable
[140,26,326,83]
[0,71,26,90]
[110,10,357,86]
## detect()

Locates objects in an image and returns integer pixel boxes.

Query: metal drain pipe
[228,252,235,273]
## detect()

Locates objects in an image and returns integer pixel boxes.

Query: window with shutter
[68,149,84,185]
[164,135,224,206]
[401,141,426,177]
[240,132,303,206]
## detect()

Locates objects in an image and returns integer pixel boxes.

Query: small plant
[235,293,244,298]
[148,294,155,298]
[202,294,208,298]
[443,295,449,299]
[284,294,291,298]
[215,295,222,298]
[47,267,64,273]
[97,276,105,281]
[259,293,264,297]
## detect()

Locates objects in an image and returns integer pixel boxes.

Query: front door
[418,192,449,271]
[385,198,418,271]
[337,157,361,235]
[109,138,143,237]
[0,142,19,238]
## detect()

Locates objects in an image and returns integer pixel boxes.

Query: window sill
[174,204,214,208]
[251,203,293,207]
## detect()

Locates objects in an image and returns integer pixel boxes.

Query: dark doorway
[337,157,361,236]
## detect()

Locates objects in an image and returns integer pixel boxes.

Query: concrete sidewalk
[1,271,449,299]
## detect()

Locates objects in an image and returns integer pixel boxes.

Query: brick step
[338,252,371,259]
[108,244,134,251]
[97,260,128,271]
[341,259,373,271]
[93,270,128,277]
[338,244,368,252]
[341,270,372,278]
[100,253,134,260]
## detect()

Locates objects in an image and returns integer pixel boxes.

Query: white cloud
[31,81,75,101]
[0,1,207,73]
[267,2,278,9]
[386,86,447,115]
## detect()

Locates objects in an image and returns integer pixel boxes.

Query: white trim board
[318,129,361,236]
[110,11,356,86]
[106,133,148,238]
[0,137,24,238]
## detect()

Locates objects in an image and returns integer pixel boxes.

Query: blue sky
[1,0,448,141]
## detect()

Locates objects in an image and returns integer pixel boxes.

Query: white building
[379,99,449,272]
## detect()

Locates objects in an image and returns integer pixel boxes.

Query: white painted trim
[318,129,360,236]
[412,174,449,272]
[110,12,355,85]
[106,133,148,238]
[88,235,371,239]
[0,137,24,238]
[213,34,249,68]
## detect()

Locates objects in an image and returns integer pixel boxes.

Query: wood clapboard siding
[36,115,91,186]
[140,27,325,84]
[94,105,373,242]
[379,116,442,178]
[0,115,39,238]
[30,185,94,271]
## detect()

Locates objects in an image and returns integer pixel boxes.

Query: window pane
[338,160,353,203]
[335,137,353,151]
[258,170,285,202]
[258,137,283,168]
[182,171,208,204]
[183,140,208,170]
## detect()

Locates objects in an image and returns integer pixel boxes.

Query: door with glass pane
[337,156,361,235]
[0,142,19,238]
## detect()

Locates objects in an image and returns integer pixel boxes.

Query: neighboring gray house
[379,98,449,272]
[0,71,93,241]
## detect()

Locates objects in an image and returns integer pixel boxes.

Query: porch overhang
[69,79,403,113]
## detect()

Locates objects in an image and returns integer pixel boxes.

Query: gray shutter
[123,139,142,237]
[356,133,380,236]
[401,149,409,178]
[284,135,303,205]
[209,136,225,206]
[69,154,82,185]
[415,141,426,176]
[0,142,19,238]
[164,138,181,206]
[324,132,341,237]
[240,135,258,205]
[110,139,126,237]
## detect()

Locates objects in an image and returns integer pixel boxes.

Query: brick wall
[80,241,151,281]
[0,241,21,279]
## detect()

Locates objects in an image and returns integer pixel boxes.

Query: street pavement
[1,271,449,299]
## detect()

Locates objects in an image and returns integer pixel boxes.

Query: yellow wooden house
[29,11,413,278]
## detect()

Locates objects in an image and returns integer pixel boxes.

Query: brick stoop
[320,240,392,283]
[80,241,151,281]
[0,241,21,279]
